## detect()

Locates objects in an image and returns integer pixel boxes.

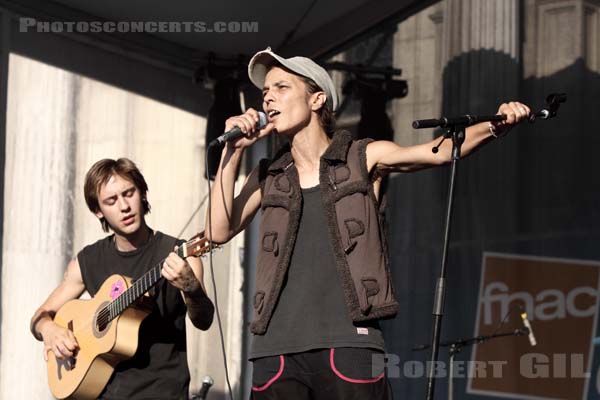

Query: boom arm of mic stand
[412,114,506,129]
[412,114,506,153]
[412,328,529,352]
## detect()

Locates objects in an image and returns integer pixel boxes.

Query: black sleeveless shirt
[250,186,385,359]
[78,230,189,400]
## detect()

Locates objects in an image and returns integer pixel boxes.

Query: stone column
[441,0,520,112]
[438,0,522,243]
[392,2,445,145]
[1,53,78,400]
[524,0,600,78]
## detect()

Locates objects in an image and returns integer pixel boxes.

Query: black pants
[251,348,392,400]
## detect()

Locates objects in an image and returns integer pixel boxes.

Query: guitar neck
[106,245,187,321]
[104,231,214,322]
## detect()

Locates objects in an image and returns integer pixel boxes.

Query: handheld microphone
[196,375,214,399]
[520,312,537,346]
[208,111,268,147]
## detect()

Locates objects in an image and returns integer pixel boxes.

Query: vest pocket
[254,291,265,315]
[273,174,292,193]
[330,164,351,186]
[262,232,279,257]
[360,277,381,315]
[343,218,365,254]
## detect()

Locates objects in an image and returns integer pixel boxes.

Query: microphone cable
[204,147,235,400]
[489,304,523,337]
[176,193,208,238]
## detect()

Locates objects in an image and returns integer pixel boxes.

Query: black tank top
[251,186,385,359]
[78,230,189,400]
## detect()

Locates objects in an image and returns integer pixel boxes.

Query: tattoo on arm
[183,287,214,330]
[181,273,201,293]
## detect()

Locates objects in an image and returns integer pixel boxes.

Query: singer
[206,47,530,400]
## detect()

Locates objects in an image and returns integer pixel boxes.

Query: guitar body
[47,274,151,400]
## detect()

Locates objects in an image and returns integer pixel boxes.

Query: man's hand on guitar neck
[161,251,202,293]
[38,319,79,362]
[161,249,214,330]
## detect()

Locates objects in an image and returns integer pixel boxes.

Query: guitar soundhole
[96,316,109,332]
[93,301,112,338]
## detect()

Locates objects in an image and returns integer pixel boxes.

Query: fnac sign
[468,253,600,400]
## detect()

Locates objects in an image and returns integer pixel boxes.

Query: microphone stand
[412,327,530,400]
[413,93,565,400]
[424,121,464,400]
[412,116,491,400]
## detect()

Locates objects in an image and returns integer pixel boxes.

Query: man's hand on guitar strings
[40,322,79,362]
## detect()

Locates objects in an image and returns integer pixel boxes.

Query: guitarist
[30,158,214,400]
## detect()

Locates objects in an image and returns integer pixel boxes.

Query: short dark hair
[299,76,337,137]
[84,158,151,232]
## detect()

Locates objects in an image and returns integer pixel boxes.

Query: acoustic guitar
[47,231,215,400]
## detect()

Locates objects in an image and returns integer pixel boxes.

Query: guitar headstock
[180,231,218,258]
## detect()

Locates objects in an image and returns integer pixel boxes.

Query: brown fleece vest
[251,131,399,335]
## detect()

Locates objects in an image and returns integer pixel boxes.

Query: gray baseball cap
[248,47,339,112]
